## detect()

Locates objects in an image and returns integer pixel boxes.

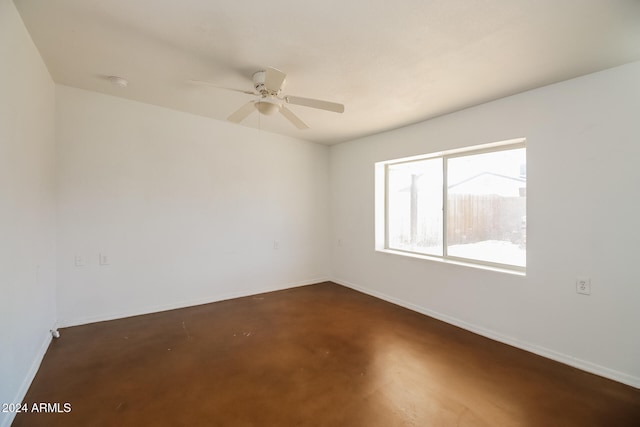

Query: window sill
[376,248,526,276]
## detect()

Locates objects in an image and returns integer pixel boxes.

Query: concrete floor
[14,282,640,426]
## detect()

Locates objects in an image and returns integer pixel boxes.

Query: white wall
[0,1,57,425]
[55,85,330,326]
[330,61,640,387]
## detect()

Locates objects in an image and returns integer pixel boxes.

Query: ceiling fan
[188,67,344,129]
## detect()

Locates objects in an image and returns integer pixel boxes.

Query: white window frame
[375,138,526,275]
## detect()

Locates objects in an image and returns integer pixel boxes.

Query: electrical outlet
[273,241,279,250]
[576,277,591,295]
[99,253,110,265]
[74,255,86,267]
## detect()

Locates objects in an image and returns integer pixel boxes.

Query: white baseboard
[1,330,53,427]
[59,277,329,328]
[332,277,640,389]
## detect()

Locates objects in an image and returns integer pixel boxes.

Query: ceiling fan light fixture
[254,100,280,115]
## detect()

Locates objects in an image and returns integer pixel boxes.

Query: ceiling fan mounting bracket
[252,70,282,97]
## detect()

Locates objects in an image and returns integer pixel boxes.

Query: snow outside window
[382,141,526,272]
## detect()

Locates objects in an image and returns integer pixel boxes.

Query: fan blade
[228,101,256,123]
[280,106,309,130]
[186,79,254,95]
[265,67,287,92]
[283,95,344,113]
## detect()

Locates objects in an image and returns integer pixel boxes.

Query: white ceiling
[14,0,640,145]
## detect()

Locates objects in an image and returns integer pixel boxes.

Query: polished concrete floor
[14,282,640,426]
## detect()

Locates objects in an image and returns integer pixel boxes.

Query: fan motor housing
[252,70,286,95]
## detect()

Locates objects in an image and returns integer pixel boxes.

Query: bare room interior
[1,0,639,426]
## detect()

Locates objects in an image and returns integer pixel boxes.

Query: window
[376,139,526,272]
